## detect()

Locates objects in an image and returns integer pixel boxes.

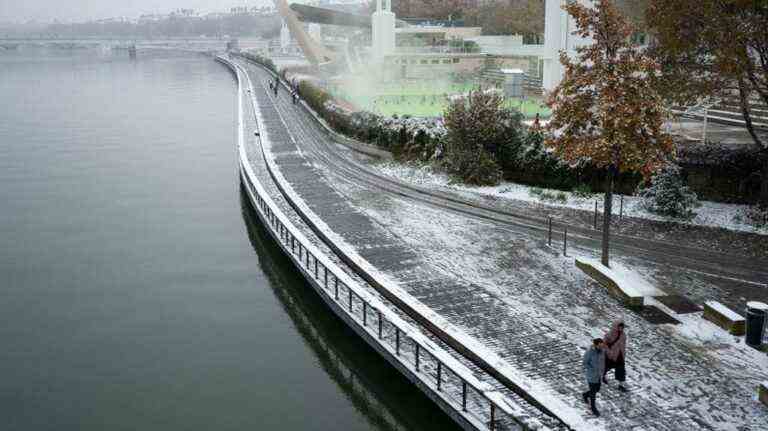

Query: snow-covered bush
[508,130,579,188]
[296,79,446,158]
[240,52,277,74]
[442,90,524,185]
[739,205,768,228]
[638,163,700,219]
[445,148,503,186]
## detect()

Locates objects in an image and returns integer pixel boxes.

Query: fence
[218,55,541,431]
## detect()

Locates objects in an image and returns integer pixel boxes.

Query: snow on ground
[371,160,767,235]
[318,164,768,429]
[575,256,666,298]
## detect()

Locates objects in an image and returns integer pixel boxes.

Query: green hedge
[239,52,277,75]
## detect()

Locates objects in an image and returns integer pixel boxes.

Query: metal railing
[219,55,540,431]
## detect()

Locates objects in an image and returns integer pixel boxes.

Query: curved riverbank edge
[215,55,548,431]
[233,57,596,431]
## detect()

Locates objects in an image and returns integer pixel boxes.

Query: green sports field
[328,80,551,118]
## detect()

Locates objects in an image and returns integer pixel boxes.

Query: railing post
[334,277,339,300]
[437,362,442,391]
[314,258,318,278]
[548,217,552,246]
[462,382,467,411]
[490,403,496,430]
[594,200,598,230]
[563,226,568,257]
[305,249,309,268]
[620,194,624,219]
[378,310,383,339]
[324,267,328,288]
[415,342,420,371]
[363,302,367,326]
[395,328,400,356]
[348,289,353,312]
[291,236,295,254]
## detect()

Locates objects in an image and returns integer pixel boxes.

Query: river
[0,47,458,431]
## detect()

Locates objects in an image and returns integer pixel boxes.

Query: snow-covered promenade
[228,55,768,430]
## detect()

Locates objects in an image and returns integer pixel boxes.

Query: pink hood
[603,320,627,361]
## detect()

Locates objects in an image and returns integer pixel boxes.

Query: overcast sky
[0,0,272,23]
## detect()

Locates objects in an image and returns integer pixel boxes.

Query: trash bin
[745,301,768,347]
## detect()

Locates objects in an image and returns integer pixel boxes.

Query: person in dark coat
[582,338,606,417]
[273,79,279,96]
[602,320,628,392]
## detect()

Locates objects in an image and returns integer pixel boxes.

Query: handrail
[217,55,554,431]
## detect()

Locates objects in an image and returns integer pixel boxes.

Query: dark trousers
[604,355,626,382]
[583,382,601,411]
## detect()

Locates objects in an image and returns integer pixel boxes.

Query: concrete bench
[703,301,745,336]
[575,257,664,308]
[760,382,768,408]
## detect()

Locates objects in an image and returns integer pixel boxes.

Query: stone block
[575,258,655,308]
[703,301,745,336]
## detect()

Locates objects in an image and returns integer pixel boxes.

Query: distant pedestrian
[603,320,628,392]
[582,338,605,417]
[533,112,541,130]
[268,81,273,91]
[274,80,279,96]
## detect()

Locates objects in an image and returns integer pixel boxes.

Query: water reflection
[239,183,460,431]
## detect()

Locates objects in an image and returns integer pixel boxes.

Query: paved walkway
[234,61,562,429]
[242,61,768,430]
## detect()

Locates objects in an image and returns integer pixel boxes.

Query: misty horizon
[0,0,275,24]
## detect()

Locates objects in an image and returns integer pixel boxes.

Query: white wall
[371,0,395,62]
[542,0,594,92]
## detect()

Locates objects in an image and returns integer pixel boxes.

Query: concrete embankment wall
[215,55,546,431]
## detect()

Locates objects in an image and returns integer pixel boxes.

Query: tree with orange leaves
[546,0,673,267]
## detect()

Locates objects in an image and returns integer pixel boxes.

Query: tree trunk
[761,155,768,209]
[736,79,767,207]
[601,165,615,267]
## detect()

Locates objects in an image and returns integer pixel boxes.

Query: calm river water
[0,48,458,431]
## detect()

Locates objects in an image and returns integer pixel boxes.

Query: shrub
[506,130,580,189]
[638,163,700,219]
[539,190,556,201]
[738,205,768,228]
[572,184,594,199]
[444,149,502,186]
[299,80,330,115]
[443,89,525,185]
[240,52,277,74]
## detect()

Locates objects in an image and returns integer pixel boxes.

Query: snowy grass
[370,160,768,235]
